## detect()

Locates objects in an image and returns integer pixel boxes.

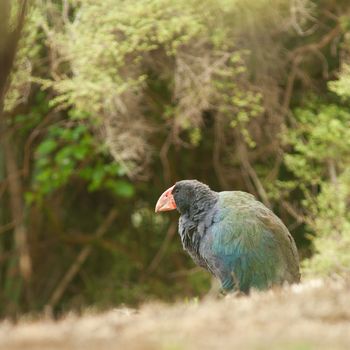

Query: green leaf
[106,179,135,198]
[36,139,57,156]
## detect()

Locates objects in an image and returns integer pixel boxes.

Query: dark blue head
[155,180,217,216]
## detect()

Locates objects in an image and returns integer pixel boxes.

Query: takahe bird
[155,180,300,293]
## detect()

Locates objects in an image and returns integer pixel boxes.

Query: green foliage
[281,18,350,277]
[50,0,204,107]
[38,0,266,175]
[329,64,350,99]
[284,99,350,277]
[285,101,350,186]
[31,121,134,200]
[302,173,350,276]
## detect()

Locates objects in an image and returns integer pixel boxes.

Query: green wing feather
[209,191,300,292]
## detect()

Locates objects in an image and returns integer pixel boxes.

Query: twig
[22,111,53,177]
[265,151,283,183]
[0,179,8,198]
[62,233,142,265]
[0,221,15,235]
[213,114,230,189]
[327,159,338,186]
[168,266,203,278]
[45,209,118,313]
[282,56,301,113]
[281,200,311,226]
[160,132,173,185]
[239,164,256,195]
[288,25,341,59]
[282,25,341,112]
[62,0,70,24]
[142,221,177,279]
[237,142,272,208]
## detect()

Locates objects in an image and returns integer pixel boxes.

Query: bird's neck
[187,190,218,223]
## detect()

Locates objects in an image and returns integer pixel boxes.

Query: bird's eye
[174,188,179,194]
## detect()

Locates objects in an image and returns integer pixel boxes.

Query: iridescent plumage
[170,180,300,293]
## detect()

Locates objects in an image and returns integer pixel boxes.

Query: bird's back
[203,191,300,292]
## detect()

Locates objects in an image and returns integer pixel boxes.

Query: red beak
[155,185,177,212]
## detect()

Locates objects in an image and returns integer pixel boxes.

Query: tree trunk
[0,0,31,312]
[0,0,28,108]
[3,133,32,284]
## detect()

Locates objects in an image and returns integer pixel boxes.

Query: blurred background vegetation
[0,0,350,317]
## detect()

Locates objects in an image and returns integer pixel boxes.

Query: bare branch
[45,209,118,313]
[237,142,272,208]
[213,114,230,189]
[142,221,177,278]
[288,25,341,59]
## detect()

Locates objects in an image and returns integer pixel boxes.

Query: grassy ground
[0,278,350,350]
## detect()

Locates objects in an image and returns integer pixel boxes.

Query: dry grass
[1,278,350,350]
